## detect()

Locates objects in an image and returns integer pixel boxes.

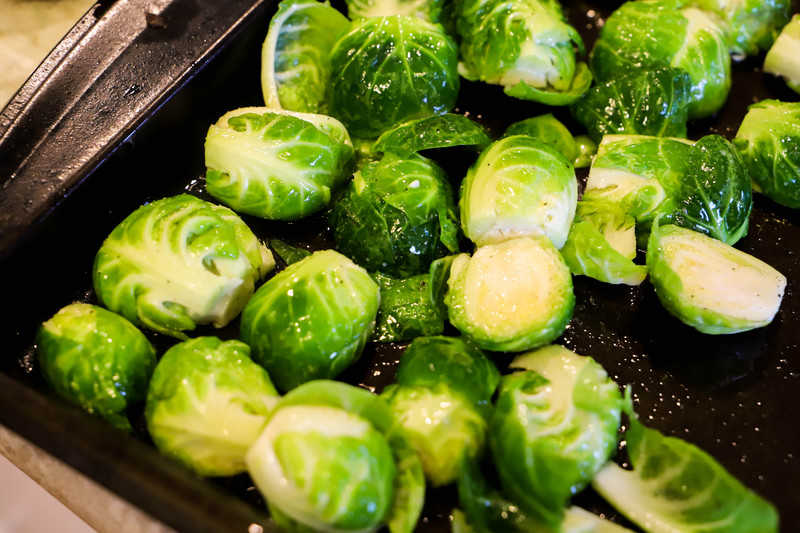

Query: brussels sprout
[373,114,491,158]
[36,303,155,432]
[346,0,445,22]
[382,336,500,485]
[330,154,459,277]
[647,224,786,334]
[691,0,789,57]
[764,15,800,93]
[445,237,574,352]
[573,135,597,169]
[373,273,444,343]
[93,194,273,339]
[561,199,647,286]
[591,0,731,119]
[145,337,279,476]
[734,99,800,208]
[456,0,592,105]
[240,250,379,391]
[246,380,425,533]
[491,346,623,527]
[571,67,692,143]
[460,136,578,249]
[503,114,579,164]
[593,414,779,533]
[205,107,354,220]
[329,16,459,138]
[261,0,350,113]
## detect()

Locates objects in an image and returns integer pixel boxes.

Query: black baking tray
[1,0,799,531]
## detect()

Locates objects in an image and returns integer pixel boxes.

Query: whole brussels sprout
[93,194,274,339]
[763,15,800,94]
[691,0,789,57]
[346,0,446,22]
[240,250,379,391]
[460,136,578,249]
[330,154,459,278]
[456,0,592,105]
[329,16,459,138]
[246,380,425,533]
[591,0,731,119]
[491,345,623,528]
[145,337,279,476]
[445,237,574,352]
[36,303,156,432]
[382,336,500,486]
[734,100,800,208]
[647,224,786,334]
[205,107,354,220]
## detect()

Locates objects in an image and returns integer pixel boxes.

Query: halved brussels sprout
[329,16,459,138]
[261,0,350,113]
[593,414,779,533]
[571,67,692,143]
[246,380,425,533]
[93,194,273,339]
[591,0,731,119]
[691,0,789,57]
[372,114,491,158]
[445,237,574,352]
[373,273,445,343]
[503,114,579,165]
[330,154,459,277]
[647,224,786,334]
[145,337,279,476]
[346,0,445,22]
[734,99,800,208]
[205,107,354,220]
[456,0,591,105]
[561,199,647,286]
[764,14,800,93]
[382,336,500,486]
[460,136,578,249]
[36,303,156,432]
[240,250,379,391]
[491,345,623,527]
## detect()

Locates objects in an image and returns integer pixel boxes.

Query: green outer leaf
[734,99,800,208]
[573,135,597,169]
[571,67,691,143]
[593,416,779,533]
[330,154,459,277]
[205,107,354,221]
[346,0,446,23]
[385,433,426,533]
[261,0,350,113]
[503,114,579,163]
[36,303,156,432]
[93,194,270,338]
[240,250,380,391]
[691,0,789,56]
[372,273,445,343]
[372,114,490,157]
[145,336,278,476]
[763,15,800,94]
[428,255,456,318]
[270,239,311,266]
[646,224,786,334]
[503,62,593,106]
[329,16,460,138]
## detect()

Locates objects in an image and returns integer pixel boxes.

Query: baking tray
[1,0,798,531]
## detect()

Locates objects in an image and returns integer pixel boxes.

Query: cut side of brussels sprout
[764,15,800,93]
[330,154,459,278]
[372,114,491,158]
[460,136,578,249]
[205,107,354,221]
[93,194,273,338]
[261,0,350,113]
[329,15,459,138]
[647,225,786,334]
[491,345,622,526]
[146,337,279,476]
[445,237,574,352]
[692,0,789,57]
[240,250,380,391]
[36,303,156,432]
[734,99,800,208]
[346,0,445,22]
[456,0,591,105]
[593,416,779,533]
